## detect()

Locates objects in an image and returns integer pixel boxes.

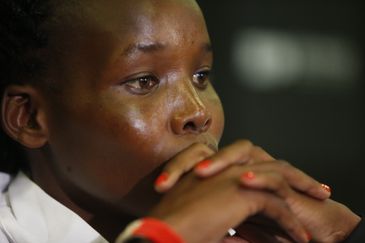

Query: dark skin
[4,0,224,239]
[36,0,223,216]
[154,140,360,242]
[2,0,306,241]
[41,0,222,207]
[0,0,360,242]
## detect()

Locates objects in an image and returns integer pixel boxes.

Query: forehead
[45,0,210,92]
[48,0,210,65]
[54,0,206,38]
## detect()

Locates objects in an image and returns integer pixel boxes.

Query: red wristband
[116,217,184,243]
[133,218,184,243]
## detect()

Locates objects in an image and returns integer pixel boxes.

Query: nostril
[183,121,196,132]
[182,118,212,133]
[202,118,211,131]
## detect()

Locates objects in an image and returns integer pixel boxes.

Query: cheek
[48,97,174,199]
[45,87,224,209]
[105,104,171,163]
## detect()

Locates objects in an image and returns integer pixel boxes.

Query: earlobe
[1,85,48,149]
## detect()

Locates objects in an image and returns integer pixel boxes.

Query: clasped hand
[149,140,360,243]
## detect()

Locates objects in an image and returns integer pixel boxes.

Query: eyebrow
[122,42,213,56]
[122,42,166,56]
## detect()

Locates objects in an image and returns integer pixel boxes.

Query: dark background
[198,0,364,212]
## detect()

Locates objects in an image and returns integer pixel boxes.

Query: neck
[90,213,136,241]
[26,148,135,241]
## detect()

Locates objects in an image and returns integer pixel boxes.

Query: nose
[170,88,212,135]
[171,110,212,135]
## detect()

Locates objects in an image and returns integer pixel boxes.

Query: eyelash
[124,75,160,95]
[122,69,212,95]
[193,69,211,89]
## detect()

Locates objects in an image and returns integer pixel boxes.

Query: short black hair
[0,0,51,173]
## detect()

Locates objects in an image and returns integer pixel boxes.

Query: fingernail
[321,183,331,193]
[155,172,169,186]
[306,231,312,242]
[195,160,212,171]
[241,171,255,180]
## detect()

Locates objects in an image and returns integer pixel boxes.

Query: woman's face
[41,0,224,213]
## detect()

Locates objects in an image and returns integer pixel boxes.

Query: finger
[260,195,310,243]
[242,160,331,200]
[240,171,294,199]
[154,143,215,192]
[194,139,254,176]
[247,191,310,243]
[248,146,275,164]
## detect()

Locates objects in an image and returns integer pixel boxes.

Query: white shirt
[0,171,108,243]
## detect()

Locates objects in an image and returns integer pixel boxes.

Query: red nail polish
[195,160,212,171]
[321,183,331,193]
[155,172,169,186]
[242,171,255,180]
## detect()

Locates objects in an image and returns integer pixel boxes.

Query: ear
[1,85,49,149]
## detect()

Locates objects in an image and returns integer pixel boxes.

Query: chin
[116,163,164,216]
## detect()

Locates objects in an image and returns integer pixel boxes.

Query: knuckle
[252,146,266,158]
[234,139,253,148]
[277,160,292,169]
[253,145,264,152]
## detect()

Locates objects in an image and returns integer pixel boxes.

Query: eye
[124,75,159,95]
[193,69,211,89]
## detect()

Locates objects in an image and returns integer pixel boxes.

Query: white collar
[0,171,108,243]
